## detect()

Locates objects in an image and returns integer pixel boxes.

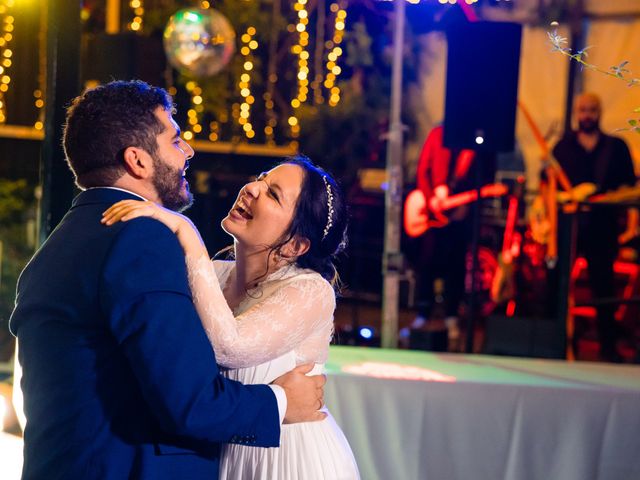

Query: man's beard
[151,154,193,212]
[578,119,599,133]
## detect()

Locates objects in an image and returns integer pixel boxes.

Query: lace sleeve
[186,254,335,369]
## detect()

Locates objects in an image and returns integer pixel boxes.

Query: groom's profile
[10,80,325,479]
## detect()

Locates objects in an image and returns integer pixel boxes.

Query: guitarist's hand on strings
[429,185,449,213]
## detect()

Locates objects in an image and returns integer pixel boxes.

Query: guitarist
[550,92,638,362]
[411,125,488,343]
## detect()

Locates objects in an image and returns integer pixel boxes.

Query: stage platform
[324,346,640,480]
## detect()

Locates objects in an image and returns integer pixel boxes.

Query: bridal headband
[322,175,334,240]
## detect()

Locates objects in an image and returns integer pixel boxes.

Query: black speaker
[444,22,522,153]
[484,315,566,359]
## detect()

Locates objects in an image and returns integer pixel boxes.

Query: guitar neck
[439,184,508,212]
[440,190,479,211]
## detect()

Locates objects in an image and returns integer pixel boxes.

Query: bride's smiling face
[222,163,304,250]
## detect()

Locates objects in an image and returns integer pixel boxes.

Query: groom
[10,80,325,479]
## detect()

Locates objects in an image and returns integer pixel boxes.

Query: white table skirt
[325,346,640,480]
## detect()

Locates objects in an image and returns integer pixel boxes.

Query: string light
[0,0,15,124]
[238,26,257,140]
[128,0,144,32]
[289,0,312,138]
[34,0,47,130]
[230,102,241,143]
[311,0,326,105]
[324,3,346,107]
[184,80,203,141]
[264,85,277,144]
[208,120,219,142]
[33,89,44,130]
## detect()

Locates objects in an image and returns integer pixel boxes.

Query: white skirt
[219,408,360,480]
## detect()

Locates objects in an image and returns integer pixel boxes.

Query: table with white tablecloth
[324,346,640,480]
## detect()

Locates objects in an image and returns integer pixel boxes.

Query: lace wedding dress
[186,256,360,480]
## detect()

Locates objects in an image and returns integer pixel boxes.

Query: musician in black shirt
[552,92,638,362]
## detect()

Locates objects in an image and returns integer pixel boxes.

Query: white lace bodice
[185,255,335,369]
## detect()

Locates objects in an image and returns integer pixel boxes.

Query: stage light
[359,327,374,339]
[475,136,484,145]
[342,362,456,382]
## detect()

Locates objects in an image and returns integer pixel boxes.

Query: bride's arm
[102,199,208,260]
[188,259,335,369]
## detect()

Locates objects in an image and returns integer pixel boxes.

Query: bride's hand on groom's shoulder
[101,200,186,233]
[273,363,327,424]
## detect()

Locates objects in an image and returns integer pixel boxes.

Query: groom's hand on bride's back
[273,363,327,423]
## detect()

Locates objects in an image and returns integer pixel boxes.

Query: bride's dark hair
[275,155,348,285]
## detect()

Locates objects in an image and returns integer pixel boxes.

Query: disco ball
[163,8,236,77]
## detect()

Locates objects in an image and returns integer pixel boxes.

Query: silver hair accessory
[322,175,334,240]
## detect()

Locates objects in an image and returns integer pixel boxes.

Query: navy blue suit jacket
[10,188,280,479]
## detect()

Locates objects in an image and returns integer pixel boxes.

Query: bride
[103,155,360,480]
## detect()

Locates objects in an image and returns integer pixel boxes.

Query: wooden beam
[0,125,44,141]
[105,0,121,34]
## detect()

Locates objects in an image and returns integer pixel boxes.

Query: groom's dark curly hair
[63,80,173,189]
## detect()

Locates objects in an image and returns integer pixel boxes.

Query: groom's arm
[99,218,280,447]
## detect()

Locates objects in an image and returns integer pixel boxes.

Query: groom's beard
[151,155,193,212]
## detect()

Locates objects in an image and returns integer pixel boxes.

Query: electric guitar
[403,183,508,238]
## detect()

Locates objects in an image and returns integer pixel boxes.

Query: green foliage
[298,88,384,182]
[0,179,30,223]
[0,179,37,360]
[548,29,640,134]
[345,21,373,69]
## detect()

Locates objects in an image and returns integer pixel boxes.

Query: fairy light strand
[238,26,257,140]
[34,2,46,131]
[289,0,310,139]
[324,3,346,107]
[264,0,280,145]
[312,0,326,105]
[0,0,15,124]
[128,0,144,32]
[184,80,204,141]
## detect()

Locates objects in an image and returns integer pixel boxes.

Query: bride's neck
[231,243,277,294]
